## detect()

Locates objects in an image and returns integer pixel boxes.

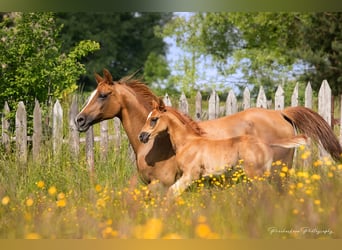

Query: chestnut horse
[75,69,341,190]
[139,100,308,198]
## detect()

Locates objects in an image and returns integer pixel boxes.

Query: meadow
[1,121,341,240]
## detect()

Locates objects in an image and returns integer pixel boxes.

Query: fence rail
[1,80,341,169]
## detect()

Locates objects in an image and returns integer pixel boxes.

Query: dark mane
[118,75,159,111]
[165,106,205,136]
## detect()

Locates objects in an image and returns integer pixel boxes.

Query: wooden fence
[1,80,342,170]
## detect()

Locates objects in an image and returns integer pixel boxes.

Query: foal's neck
[165,114,199,152]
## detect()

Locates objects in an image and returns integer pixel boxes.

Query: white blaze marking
[79,89,97,113]
[147,111,153,120]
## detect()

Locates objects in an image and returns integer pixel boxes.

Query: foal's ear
[158,98,166,112]
[103,68,114,85]
[94,73,103,85]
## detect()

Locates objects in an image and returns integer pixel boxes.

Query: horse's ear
[103,68,114,85]
[151,100,159,110]
[94,73,103,85]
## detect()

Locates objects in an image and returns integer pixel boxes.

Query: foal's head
[139,99,204,143]
[139,99,168,143]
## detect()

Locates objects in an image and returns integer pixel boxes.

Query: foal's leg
[166,173,194,199]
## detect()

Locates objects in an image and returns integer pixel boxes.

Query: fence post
[274,85,284,110]
[208,90,219,119]
[86,126,95,174]
[16,101,27,163]
[318,80,332,126]
[2,102,10,152]
[256,86,267,108]
[243,87,250,110]
[100,120,108,161]
[69,96,79,158]
[195,91,202,120]
[163,93,172,107]
[178,92,189,114]
[226,90,237,115]
[53,100,63,155]
[113,117,121,152]
[32,100,42,161]
[318,80,332,159]
[305,82,313,109]
[291,82,299,107]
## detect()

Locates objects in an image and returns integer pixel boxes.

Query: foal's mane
[118,75,159,111]
[165,106,205,136]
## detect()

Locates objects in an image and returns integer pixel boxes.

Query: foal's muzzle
[139,132,150,143]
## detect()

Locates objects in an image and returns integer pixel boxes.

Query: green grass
[1,133,342,239]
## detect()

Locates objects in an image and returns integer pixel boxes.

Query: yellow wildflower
[328,172,334,178]
[292,209,299,215]
[163,233,183,239]
[96,198,106,209]
[297,182,304,189]
[1,196,10,206]
[281,166,288,172]
[275,160,282,166]
[314,199,321,205]
[305,189,312,195]
[95,184,102,192]
[56,199,66,208]
[279,172,286,178]
[313,160,323,167]
[195,223,212,238]
[48,186,57,196]
[36,181,45,189]
[57,192,65,200]
[25,233,41,239]
[101,226,118,238]
[311,174,321,181]
[26,198,34,207]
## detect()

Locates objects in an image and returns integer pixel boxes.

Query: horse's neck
[118,90,149,154]
[165,115,198,152]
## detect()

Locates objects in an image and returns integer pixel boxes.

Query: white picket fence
[1,80,341,170]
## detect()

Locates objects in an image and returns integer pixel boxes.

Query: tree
[55,12,172,89]
[296,12,342,95]
[158,12,342,97]
[0,12,99,125]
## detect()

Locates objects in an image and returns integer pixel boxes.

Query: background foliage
[55,12,172,90]
[0,12,100,117]
[157,12,342,98]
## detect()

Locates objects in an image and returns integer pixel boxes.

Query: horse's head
[75,69,122,132]
[139,99,167,143]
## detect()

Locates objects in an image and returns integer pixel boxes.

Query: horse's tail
[270,134,308,148]
[282,106,342,161]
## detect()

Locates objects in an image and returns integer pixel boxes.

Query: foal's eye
[150,117,159,127]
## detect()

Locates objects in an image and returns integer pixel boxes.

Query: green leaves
[0,12,100,129]
[158,12,342,97]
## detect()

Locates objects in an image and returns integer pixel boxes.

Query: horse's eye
[98,93,108,99]
[150,117,159,127]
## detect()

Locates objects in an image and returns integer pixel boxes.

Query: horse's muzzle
[139,132,150,143]
[75,114,89,132]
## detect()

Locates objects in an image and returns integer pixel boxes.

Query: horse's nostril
[75,115,85,126]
